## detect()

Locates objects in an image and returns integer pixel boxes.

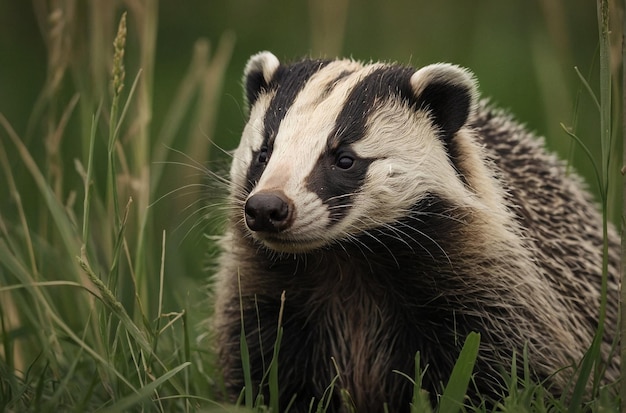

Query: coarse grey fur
[211,52,619,412]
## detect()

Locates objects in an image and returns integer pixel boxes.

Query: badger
[211,51,619,412]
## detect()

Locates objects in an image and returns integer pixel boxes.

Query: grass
[0,1,622,412]
[0,2,232,411]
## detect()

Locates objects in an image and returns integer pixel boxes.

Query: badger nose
[244,191,294,232]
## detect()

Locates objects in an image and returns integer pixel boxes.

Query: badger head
[230,51,485,254]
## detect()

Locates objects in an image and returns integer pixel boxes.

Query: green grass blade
[43,316,90,410]
[0,114,81,262]
[98,362,191,413]
[81,105,101,244]
[150,230,167,363]
[77,254,153,354]
[437,332,480,413]
[269,291,287,413]
[269,326,283,412]
[314,369,341,413]
[0,134,37,275]
[567,331,602,411]
[560,123,603,194]
[237,272,254,409]
[573,66,601,113]
[0,243,138,393]
[410,352,433,413]
[594,0,612,400]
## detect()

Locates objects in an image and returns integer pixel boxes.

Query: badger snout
[244,191,294,233]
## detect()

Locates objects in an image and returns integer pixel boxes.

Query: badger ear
[243,51,281,111]
[410,63,478,142]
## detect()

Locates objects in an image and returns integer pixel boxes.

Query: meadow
[0,1,622,411]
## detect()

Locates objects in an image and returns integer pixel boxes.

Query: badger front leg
[217,296,337,412]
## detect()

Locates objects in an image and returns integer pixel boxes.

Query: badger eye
[257,147,269,163]
[335,155,354,170]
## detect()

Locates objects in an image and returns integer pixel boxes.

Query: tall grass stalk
[619,0,626,412]
[564,0,616,410]
[108,11,127,230]
[593,0,612,399]
[131,0,158,320]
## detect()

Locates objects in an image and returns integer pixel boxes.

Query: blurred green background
[0,0,622,306]
[0,2,623,409]
[1,1,615,142]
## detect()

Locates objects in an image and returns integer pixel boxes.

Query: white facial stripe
[230,92,275,190]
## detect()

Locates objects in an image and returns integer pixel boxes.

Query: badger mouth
[252,232,328,254]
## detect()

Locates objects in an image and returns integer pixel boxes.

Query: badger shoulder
[473,101,620,368]
[473,100,619,298]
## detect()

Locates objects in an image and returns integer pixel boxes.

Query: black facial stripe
[243,59,330,195]
[305,66,416,224]
[306,152,374,225]
[242,149,267,196]
[263,59,331,145]
[328,66,418,149]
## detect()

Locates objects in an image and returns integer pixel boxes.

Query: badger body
[212,52,619,412]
